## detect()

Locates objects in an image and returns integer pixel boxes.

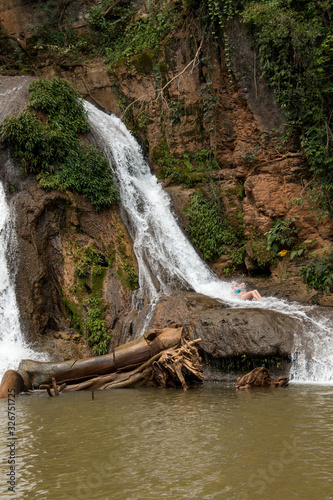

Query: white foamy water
[86,102,333,383]
[0,181,47,378]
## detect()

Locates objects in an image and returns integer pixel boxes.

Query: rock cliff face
[2,1,332,269]
[23,13,331,305]
[1,2,332,373]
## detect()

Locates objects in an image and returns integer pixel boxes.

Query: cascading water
[0,181,47,378]
[85,101,333,384]
[85,102,231,302]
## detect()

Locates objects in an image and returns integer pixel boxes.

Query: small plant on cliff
[99,1,178,65]
[84,294,111,355]
[0,78,119,210]
[301,252,333,294]
[185,187,238,260]
[265,217,299,255]
[116,258,139,290]
[72,243,108,280]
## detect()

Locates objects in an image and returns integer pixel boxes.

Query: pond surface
[0,384,332,500]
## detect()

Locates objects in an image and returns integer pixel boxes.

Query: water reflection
[0,385,332,499]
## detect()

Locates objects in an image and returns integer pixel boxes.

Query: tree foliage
[241,0,333,212]
[1,78,119,210]
[185,188,238,260]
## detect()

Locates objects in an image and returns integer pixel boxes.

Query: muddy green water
[1,384,332,500]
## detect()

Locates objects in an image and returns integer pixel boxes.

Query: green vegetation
[72,244,109,280]
[84,294,110,356]
[29,1,73,48]
[116,253,139,290]
[24,1,180,66]
[61,291,83,334]
[104,3,178,65]
[122,259,139,290]
[1,78,119,210]
[66,233,137,353]
[185,188,239,260]
[0,25,28,74]
[154,141,219,187]
[241,0,333,213]
[265,217,299,254]
[249,237,275,269]
[301,252,333,293]
[67,242,111,354]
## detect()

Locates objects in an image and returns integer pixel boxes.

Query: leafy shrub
[154,141,219,187]
[250,238,275,270]
[84,295,111,355]
[265,217,299,254]
[28,78,90,133]
[301,253,333,293]
[72,244,108,280]
[105,4,177,64]
[87,5,129,50]
[185,188,237,260]
[1,78,119,210]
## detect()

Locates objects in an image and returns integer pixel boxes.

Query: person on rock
[231,281,263,302]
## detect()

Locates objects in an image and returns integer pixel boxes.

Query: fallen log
[61,339,204,392]
[0,327,204,396]
[17,327,182,389]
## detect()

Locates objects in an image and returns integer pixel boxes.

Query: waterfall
[0,181,46,378]
[85,102,231,302]
[86,101,333,384]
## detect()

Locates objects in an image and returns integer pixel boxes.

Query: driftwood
[0,328,204,397]
[236,367,289,390]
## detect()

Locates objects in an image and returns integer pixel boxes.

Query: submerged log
[0,327,204,396]
[235,367,289,389]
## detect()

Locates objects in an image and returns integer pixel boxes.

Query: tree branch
[120,39,203,120]
[103,0,123,18]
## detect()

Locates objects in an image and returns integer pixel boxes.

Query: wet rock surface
[143,291,298,376]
